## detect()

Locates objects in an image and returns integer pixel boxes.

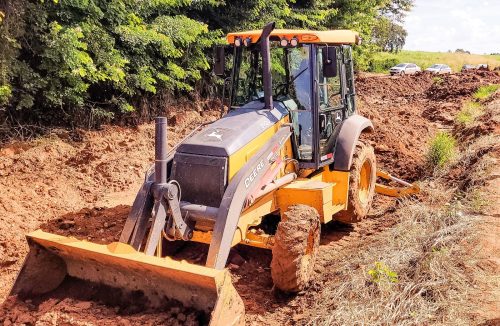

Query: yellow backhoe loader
[8,22,419,325]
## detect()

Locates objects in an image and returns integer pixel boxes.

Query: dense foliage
[0,0,413,130]
[0,0,222,127]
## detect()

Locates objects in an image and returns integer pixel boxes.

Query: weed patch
[432,76,444,85]
[0,85,12,105]
[368,261,398,284]
[473,84,500,100]
[427,132,456,167]
[456,101,483,125]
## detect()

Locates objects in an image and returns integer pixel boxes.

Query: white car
[425,64,452,74]
[389,63,421,76]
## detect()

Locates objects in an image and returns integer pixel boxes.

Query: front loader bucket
[10,229,244,326]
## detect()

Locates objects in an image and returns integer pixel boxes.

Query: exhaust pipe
[154,117,168,184]
[260,22,275,110]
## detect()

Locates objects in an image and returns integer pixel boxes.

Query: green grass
[427,132,456,167]
[432,76,444,85]
[473,84,500,100]
[369,50,500,73]
[456,101,483,125]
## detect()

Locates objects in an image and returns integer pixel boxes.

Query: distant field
[369,50,500,73]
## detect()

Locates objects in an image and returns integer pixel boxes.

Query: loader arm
[207,125,292,269]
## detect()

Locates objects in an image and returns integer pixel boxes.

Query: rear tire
[271,205,320,292]
[335,141,376,223]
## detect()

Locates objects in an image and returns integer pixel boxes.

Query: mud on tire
[335,141,376,223]
[271,205,320,292]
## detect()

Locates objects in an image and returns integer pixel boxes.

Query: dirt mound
[427,71,500,101]
[356,74,436,180]
[457,94,500,142]
[42,205,130,244]
[1,277,203,326]
[421,72,500,125]
[356,71,500,180]
[356,73,434,98]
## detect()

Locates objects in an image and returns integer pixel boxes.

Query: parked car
[461,64,477,72]
[389,63,421,76]
[425,64,452,74]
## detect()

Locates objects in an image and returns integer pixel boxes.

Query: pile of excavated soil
[423,71,500,125]
[1,72,499,324]
[1,277,203,326]
[0,104,220,302]
[0,104,221,325]
[356,74,436,181]
[42,205,130,244]
[356,71,500,181]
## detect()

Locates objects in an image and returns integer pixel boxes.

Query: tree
[0,0,415,130]
[372,17,407,52]
[1,0,221,127]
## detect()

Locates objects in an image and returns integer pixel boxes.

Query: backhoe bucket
[10,230,244,326]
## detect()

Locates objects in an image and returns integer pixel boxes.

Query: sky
[403,0,500,54]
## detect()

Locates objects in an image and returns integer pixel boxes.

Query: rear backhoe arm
[375,170,420,197]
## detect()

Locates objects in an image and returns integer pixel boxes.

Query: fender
[333,114,374,171]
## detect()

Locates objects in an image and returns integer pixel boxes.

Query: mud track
[1,72,499,325]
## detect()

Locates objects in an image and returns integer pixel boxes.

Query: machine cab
[217,29,361,170]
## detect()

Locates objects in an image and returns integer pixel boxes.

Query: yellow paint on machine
[227,115,292,180]
[12,230,245,326]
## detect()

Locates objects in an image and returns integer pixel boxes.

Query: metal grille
[170,153,227,207]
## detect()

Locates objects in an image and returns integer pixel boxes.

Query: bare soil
[1,73,499,325]
[356,70,500,181]
[1,277,202,326]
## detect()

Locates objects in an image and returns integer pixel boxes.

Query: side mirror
[322,46,337,78]
[214,46,225,76]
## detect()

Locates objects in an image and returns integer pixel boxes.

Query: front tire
[335,141,376,223]
[271,205,320,292]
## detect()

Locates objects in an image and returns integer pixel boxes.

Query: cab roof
[226,29,360,45]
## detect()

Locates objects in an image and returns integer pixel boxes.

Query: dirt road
[1,72,499,325]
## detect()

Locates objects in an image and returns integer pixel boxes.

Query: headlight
[234,37,242,47]
[280,38,289,47]
[290,38,298,47]
[243,37,252,47]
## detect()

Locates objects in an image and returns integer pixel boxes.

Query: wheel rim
[358,158,373,205]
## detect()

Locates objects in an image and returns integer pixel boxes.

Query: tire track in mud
[236,196,400,325]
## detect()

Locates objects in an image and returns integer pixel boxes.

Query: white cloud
[404,0,500,54]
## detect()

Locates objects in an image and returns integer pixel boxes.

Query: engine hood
[176,100,289,157]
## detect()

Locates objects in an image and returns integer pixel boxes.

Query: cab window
[316,46,343,158]
[343,46,356,114]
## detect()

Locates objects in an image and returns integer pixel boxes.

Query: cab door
[342,45,356,116]
[315,45,344,166]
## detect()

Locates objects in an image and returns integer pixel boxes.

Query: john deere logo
[245,160,265,188]
[207,129,223,141]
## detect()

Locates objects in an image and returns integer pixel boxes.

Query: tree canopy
[0,0,413,129]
